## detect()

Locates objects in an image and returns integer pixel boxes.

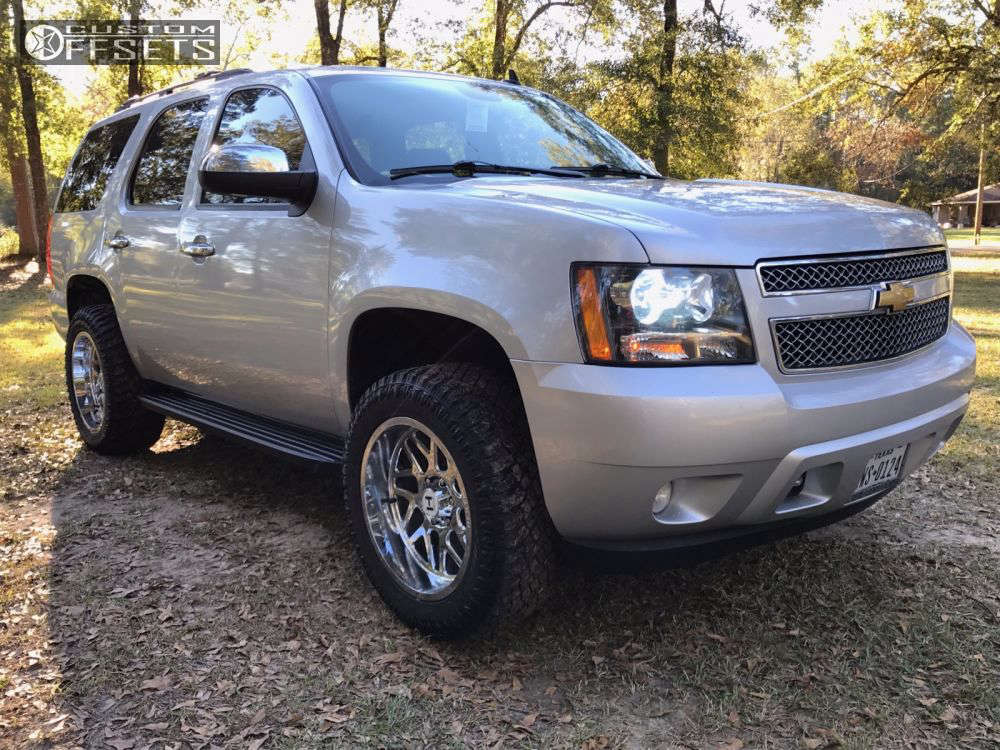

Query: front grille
[760,250,948,294]
[774,296,950,371]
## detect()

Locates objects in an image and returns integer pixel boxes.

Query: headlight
[572,264,755,364]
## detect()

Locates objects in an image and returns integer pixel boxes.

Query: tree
[489,0,580,79]
[374,0,398,66]
[0,2,38,256]
[588,0,756,177]
[315,0,349,65]
[126,0,143,96]
[441,0,606,80]
[9,0,48,260]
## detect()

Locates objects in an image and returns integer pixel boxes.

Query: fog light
[652,482,673,514]
[787,473,806,499]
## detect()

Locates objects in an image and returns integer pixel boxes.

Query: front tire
[65,305,165,455]
[344,364,554,638]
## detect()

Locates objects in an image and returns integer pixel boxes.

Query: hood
[423,176,943,266]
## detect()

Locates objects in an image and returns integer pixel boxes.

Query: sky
[48,0,881,99]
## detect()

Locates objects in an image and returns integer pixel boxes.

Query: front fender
[327,176,648,426]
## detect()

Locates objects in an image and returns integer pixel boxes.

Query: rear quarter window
[56,115,140,214]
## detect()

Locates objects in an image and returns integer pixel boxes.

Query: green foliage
[0,225,18,258]
[582,4,758,178]
[3,0,997,211]
[735,0,1000,206]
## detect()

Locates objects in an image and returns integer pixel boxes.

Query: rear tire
[65,305,165,455]
[343,363,555,638]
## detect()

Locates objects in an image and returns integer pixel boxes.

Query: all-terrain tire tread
[66,304,164,455]
[344,363,555,638]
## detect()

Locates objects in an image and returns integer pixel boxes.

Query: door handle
[106,234,129,250]
[181,235,215,258]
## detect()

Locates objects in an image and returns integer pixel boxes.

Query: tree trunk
[375,0,397,67]
[315,0,334,64]
[973,123,986,247]
[11,0,48,264]
[332,0,347,64]
[127,0,143,97]
[377,6,387,66]
[653,0,678,175]
[491,0,509,79]
[5,147,39,258]
[315,0,347,65]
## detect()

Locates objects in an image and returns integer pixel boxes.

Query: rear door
[172,83,334,431]
[50,114,140,321]
[106,97,212,383]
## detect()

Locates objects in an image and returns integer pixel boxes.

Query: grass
[0,226,20,259]
[944,227,1000,244]
[0,254,998,748]
[938,249,1000,480]
[0,262,64,412]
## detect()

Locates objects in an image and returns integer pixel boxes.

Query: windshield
[312,73,657,185]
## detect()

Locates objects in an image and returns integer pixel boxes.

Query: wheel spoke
[71,333,105,432]
[360,417,472,599]
[402,438,425,476]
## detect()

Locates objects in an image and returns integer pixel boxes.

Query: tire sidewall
[344,385,502,636]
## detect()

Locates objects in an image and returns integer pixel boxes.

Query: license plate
[855,444,907,495]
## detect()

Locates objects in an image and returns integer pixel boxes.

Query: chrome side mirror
[200,143,290,173]
[198,142,317,216]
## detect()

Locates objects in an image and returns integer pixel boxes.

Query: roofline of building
[930,199,1000,205]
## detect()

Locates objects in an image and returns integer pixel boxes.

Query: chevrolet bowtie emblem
[876,282,915,313]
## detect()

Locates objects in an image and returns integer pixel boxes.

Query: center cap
[420,488,439,518]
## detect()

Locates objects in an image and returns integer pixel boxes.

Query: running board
[140,386,344,464]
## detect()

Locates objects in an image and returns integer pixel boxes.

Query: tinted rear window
[56,115,139,213]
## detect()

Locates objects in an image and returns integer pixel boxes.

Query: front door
[171,85,333,431]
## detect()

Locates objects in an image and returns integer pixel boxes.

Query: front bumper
[512,322,976,548]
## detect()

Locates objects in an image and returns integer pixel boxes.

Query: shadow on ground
[30,420,999,748]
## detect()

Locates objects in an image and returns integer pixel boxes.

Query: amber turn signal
[575,267,612,361]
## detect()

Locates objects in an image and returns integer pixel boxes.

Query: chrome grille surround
[757,247,948,296]
[771,295,951,372]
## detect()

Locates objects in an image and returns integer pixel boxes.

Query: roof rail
[115,67,253,111]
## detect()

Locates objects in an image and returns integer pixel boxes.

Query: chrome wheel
[71,332,105,432]
[361,417,471,599]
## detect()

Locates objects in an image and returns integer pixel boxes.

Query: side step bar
[140,385,345,464]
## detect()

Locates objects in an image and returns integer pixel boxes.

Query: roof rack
[115,68,253,111]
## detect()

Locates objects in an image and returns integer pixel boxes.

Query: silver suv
[49,66,976,637]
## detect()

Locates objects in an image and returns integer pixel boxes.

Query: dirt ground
[2,256,999,749]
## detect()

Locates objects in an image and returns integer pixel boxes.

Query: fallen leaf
[140,675,171,691]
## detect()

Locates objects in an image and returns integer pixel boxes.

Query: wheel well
[67,275,113,320]
[347,308,517,409]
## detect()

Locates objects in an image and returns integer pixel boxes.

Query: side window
[56,115,139,213]
[202,87,307,205]
[130,98,209,208]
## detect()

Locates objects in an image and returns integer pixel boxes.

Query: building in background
[930,184,1000,228]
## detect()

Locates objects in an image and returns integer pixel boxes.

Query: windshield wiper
[389,161,585,180]
[549,163,662,179]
